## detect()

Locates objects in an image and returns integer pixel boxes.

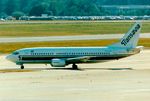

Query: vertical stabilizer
[108,22,142,49]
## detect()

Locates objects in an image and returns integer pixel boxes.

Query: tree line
[0,0,150,18]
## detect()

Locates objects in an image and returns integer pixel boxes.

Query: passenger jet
[6,22,143,69]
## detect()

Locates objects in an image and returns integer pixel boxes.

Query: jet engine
[51,59,66,67]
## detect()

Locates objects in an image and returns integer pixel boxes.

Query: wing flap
[67,56,93,63]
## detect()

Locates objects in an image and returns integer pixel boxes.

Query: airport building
[101,5,150,16]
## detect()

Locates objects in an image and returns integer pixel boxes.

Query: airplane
[6,22,143,70]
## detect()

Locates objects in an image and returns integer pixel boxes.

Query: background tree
[29,3,49,16]
[0,0,149,17]
[5,0,18,15]
[12,11,25,20]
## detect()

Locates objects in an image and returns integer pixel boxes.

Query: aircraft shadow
[27,67,133,71]
[81,67,133,71]
[0,67,133,73]
[46,67,133,71]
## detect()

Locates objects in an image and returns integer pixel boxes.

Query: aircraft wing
[66,56,94,63]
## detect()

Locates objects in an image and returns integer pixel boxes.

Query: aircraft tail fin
[108,22,142,49]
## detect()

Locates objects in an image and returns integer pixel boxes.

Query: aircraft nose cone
[6,54,18,62]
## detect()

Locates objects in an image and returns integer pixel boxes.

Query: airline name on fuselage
[121,24,140,46]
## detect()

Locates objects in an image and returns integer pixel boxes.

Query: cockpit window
[13,52,19,55]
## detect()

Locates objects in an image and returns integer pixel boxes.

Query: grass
[0,38,149,54]
[0,21,150,37]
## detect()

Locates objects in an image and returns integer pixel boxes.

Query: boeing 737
[6,22,143,69]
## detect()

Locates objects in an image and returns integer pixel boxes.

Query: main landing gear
[20,64,78,70]
[72,63,78,70]
[21,65,24,69]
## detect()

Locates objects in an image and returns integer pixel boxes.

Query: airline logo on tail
[121,24,141,46]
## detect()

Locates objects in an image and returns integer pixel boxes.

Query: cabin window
[31,50,34,52]
[13,52,19,55]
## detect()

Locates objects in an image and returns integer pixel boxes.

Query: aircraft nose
[6,54,18,62]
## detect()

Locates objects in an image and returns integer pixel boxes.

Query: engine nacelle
[51,59,66,67]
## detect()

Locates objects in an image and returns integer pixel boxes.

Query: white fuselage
[6,46,138,67]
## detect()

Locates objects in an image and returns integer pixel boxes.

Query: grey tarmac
[0,33,150,43]
[0,49,150,101]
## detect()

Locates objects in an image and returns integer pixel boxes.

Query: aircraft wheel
[21,65,24,69]
[72,64,78,70]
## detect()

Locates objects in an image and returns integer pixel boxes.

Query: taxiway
[0,33,150,43]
